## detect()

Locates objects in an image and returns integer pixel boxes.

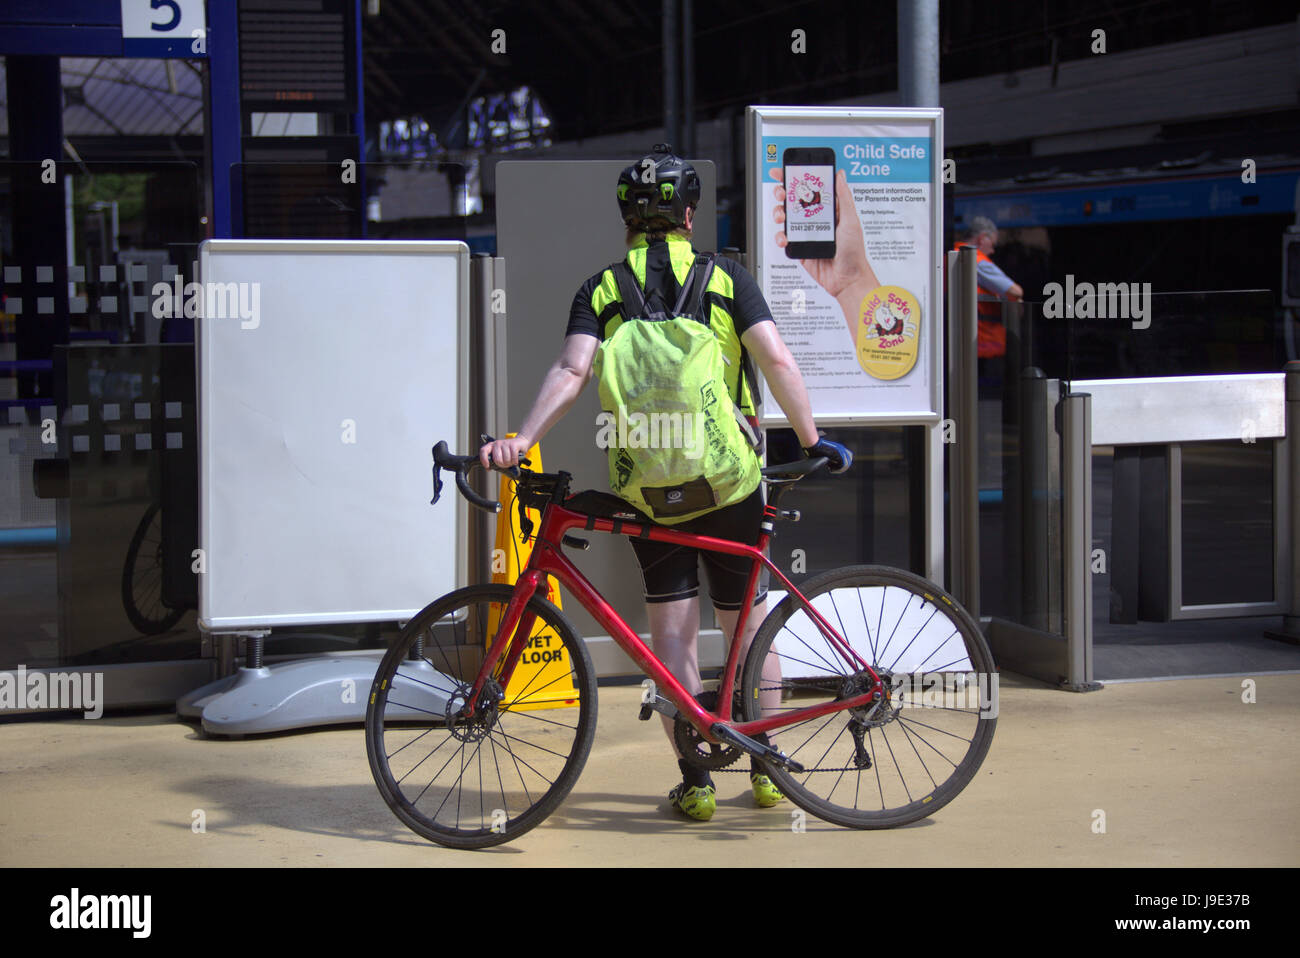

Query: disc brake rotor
[445,678,503,743]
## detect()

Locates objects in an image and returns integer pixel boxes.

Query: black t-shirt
[565,239,774,340]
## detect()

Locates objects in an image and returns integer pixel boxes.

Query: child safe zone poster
[748,108,943,423]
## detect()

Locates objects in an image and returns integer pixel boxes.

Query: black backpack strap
[671,252,715,324]
[737,344,758,408]
[611,261,647,319]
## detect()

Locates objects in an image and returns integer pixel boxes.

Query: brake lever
[431,459,444,505]
[516,492,533,543]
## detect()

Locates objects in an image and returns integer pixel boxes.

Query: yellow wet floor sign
[486,438,581,711]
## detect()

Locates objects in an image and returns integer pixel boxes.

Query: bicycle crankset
[674,690,744,770]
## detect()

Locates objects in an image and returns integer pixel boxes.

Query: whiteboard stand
[176,648,458,734]
[177,240,473,734]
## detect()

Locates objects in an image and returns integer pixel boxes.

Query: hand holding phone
[781,147,837,259]
[771,163,881,343]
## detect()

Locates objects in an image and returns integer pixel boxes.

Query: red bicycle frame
[469,497,882,744]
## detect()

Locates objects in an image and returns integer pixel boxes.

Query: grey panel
[1076,374,1285,446]
[496,160,715,641]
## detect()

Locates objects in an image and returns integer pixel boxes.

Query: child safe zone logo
[787,171,827,218]
[856,286,921,381]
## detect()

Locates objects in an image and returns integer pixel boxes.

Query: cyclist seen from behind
[480,144,851,822]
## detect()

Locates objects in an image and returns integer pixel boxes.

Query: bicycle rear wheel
[740,566,996,829]
[366,584,597,849]
[121,502,187,635]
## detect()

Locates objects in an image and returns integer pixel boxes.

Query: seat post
[764,479,797,510]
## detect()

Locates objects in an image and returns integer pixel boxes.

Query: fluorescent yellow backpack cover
[592,253,760,524]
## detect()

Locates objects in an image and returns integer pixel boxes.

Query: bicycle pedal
[638,694,677,722]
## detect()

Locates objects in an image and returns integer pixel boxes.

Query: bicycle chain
[675,689,744,770]
[712,685,872,773]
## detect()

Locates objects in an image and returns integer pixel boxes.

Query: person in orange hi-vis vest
[953,216,1024,364]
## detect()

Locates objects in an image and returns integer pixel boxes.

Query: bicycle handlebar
[431,440,518,514]
[760,456,829,479]
[431,440,834,515]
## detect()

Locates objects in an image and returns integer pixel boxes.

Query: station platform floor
[1,670,1297,867]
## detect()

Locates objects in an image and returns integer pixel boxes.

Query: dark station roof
[359,0,1293,141]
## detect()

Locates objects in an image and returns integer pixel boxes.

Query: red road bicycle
[365,441,997,849]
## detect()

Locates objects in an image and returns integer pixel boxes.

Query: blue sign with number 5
[120,0,207,57]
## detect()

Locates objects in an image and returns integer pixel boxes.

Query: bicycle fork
[461,571,545,714]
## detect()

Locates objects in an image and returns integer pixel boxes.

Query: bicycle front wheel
[366,584,597,849]
[740,566,996,829]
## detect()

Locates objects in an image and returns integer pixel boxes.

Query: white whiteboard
[197,240,468,630]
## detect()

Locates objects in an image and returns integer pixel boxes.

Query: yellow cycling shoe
[750,773,784,808]
[668,782,716,821]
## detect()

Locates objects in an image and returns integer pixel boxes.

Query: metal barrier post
[959,247,979,618]
[469,254,507,587]
[1060,392,1102,690]
[490,257,508,442]
[945,247,979,615]
[1018,370,1060,631]
[1266,360,1300,643]
[945,249,959,592]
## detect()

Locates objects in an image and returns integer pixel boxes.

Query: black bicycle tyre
[121,502,187,635]
[366,584,598,849]
[739,565,997,829]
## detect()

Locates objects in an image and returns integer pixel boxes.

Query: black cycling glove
[803,437,853,474]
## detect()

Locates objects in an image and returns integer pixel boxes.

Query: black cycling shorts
[626,487,768,611]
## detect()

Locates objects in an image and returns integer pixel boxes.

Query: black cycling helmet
[616,143,701,230]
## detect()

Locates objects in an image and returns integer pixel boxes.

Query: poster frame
[746,105,945,427]
[197,239,469,631]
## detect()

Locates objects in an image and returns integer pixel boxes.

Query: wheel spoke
[367,585,594,848]
[779,622,847,677]
[497,706,579,731]
[895,717,941,792]
[739,569,995,829]
[500,667,581,711]
[391,667,458,697]
[768,645,847,677]
[885,602,940,674]
[484,726,559,786]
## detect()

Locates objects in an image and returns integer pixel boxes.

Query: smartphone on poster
[783,147,837,259]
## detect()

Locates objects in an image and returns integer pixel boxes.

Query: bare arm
[480,333,598,469]
[741,321,819,449]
